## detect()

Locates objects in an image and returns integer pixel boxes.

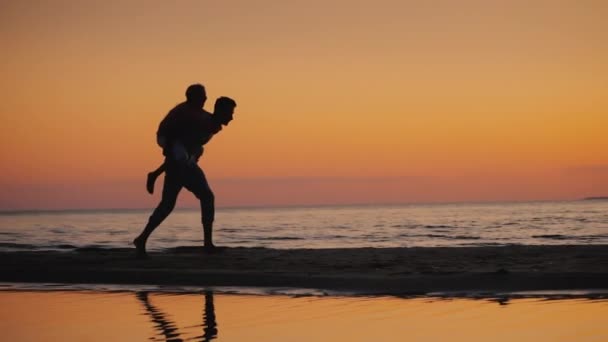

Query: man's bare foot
[203,243,216,253]
[133,237,148,258]
[203,244,225,254]
[146,172,156,195]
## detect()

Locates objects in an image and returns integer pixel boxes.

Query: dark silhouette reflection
[136,291,218,341]
[136,292,183,341]
[196,291,218,341]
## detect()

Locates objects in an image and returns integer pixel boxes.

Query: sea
[0,200,606,252]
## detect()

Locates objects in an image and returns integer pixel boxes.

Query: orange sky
[1,0,607,210]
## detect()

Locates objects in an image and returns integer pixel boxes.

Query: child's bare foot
[146,172,156,194]
[133,237,148,258]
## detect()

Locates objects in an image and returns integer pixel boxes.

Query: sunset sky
[1,0,607,210]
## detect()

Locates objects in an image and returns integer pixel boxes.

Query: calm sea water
[0,201,606,252]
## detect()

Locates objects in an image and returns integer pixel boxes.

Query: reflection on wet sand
[136,291,217,341]
[202,291,218,341]
[1,290,607,341]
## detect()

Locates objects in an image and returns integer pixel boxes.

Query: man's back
[157,102,213,155]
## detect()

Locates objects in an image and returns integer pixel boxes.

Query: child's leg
[146,162,166,194]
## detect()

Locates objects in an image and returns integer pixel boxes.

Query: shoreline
[2,283,608,299]
[1,245,607,295]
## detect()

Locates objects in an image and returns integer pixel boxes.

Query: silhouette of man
[134,84,236,257]
[146,97,233,194]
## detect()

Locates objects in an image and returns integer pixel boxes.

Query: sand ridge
[1,245,607,294]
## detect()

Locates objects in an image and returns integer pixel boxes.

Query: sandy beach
[1,245,607,294]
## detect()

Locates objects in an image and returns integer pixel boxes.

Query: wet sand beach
[2,290,607,341]
[2,245,607,294]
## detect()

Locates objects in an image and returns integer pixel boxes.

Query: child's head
[214,96,237,126]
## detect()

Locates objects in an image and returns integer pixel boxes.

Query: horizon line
[0,197,601,215]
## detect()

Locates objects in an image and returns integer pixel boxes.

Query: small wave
[453,235,481,240]
[398,233,442,238]
[424,234,447,238]
[571,234,608,241]
[157,238,179,243]
[459,242,510,247]
[324,235,349,239]
[257,236,304,241]
[56,244,77,249]
[221,229,241,233]
[0,242,39,250]
[49,228,68,234]
[424,225,454,229]
[530,234,608,242]
[398,234,480,240]
[226,240,255,244]
[533,234,568,240]
[0,243,77,251]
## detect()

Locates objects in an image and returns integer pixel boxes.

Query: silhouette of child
[146,97,235,194]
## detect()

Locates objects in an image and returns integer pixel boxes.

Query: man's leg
[146,162,166,194]
[183,165,215,250]
[135,163,182,256]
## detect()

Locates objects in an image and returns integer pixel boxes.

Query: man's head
[185,84,207,108]
[214,96,237,126]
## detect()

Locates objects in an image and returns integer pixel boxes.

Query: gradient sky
[1,0,607,210]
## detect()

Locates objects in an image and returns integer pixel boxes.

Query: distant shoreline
[583,197,608,201]
[1,245,606,295]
